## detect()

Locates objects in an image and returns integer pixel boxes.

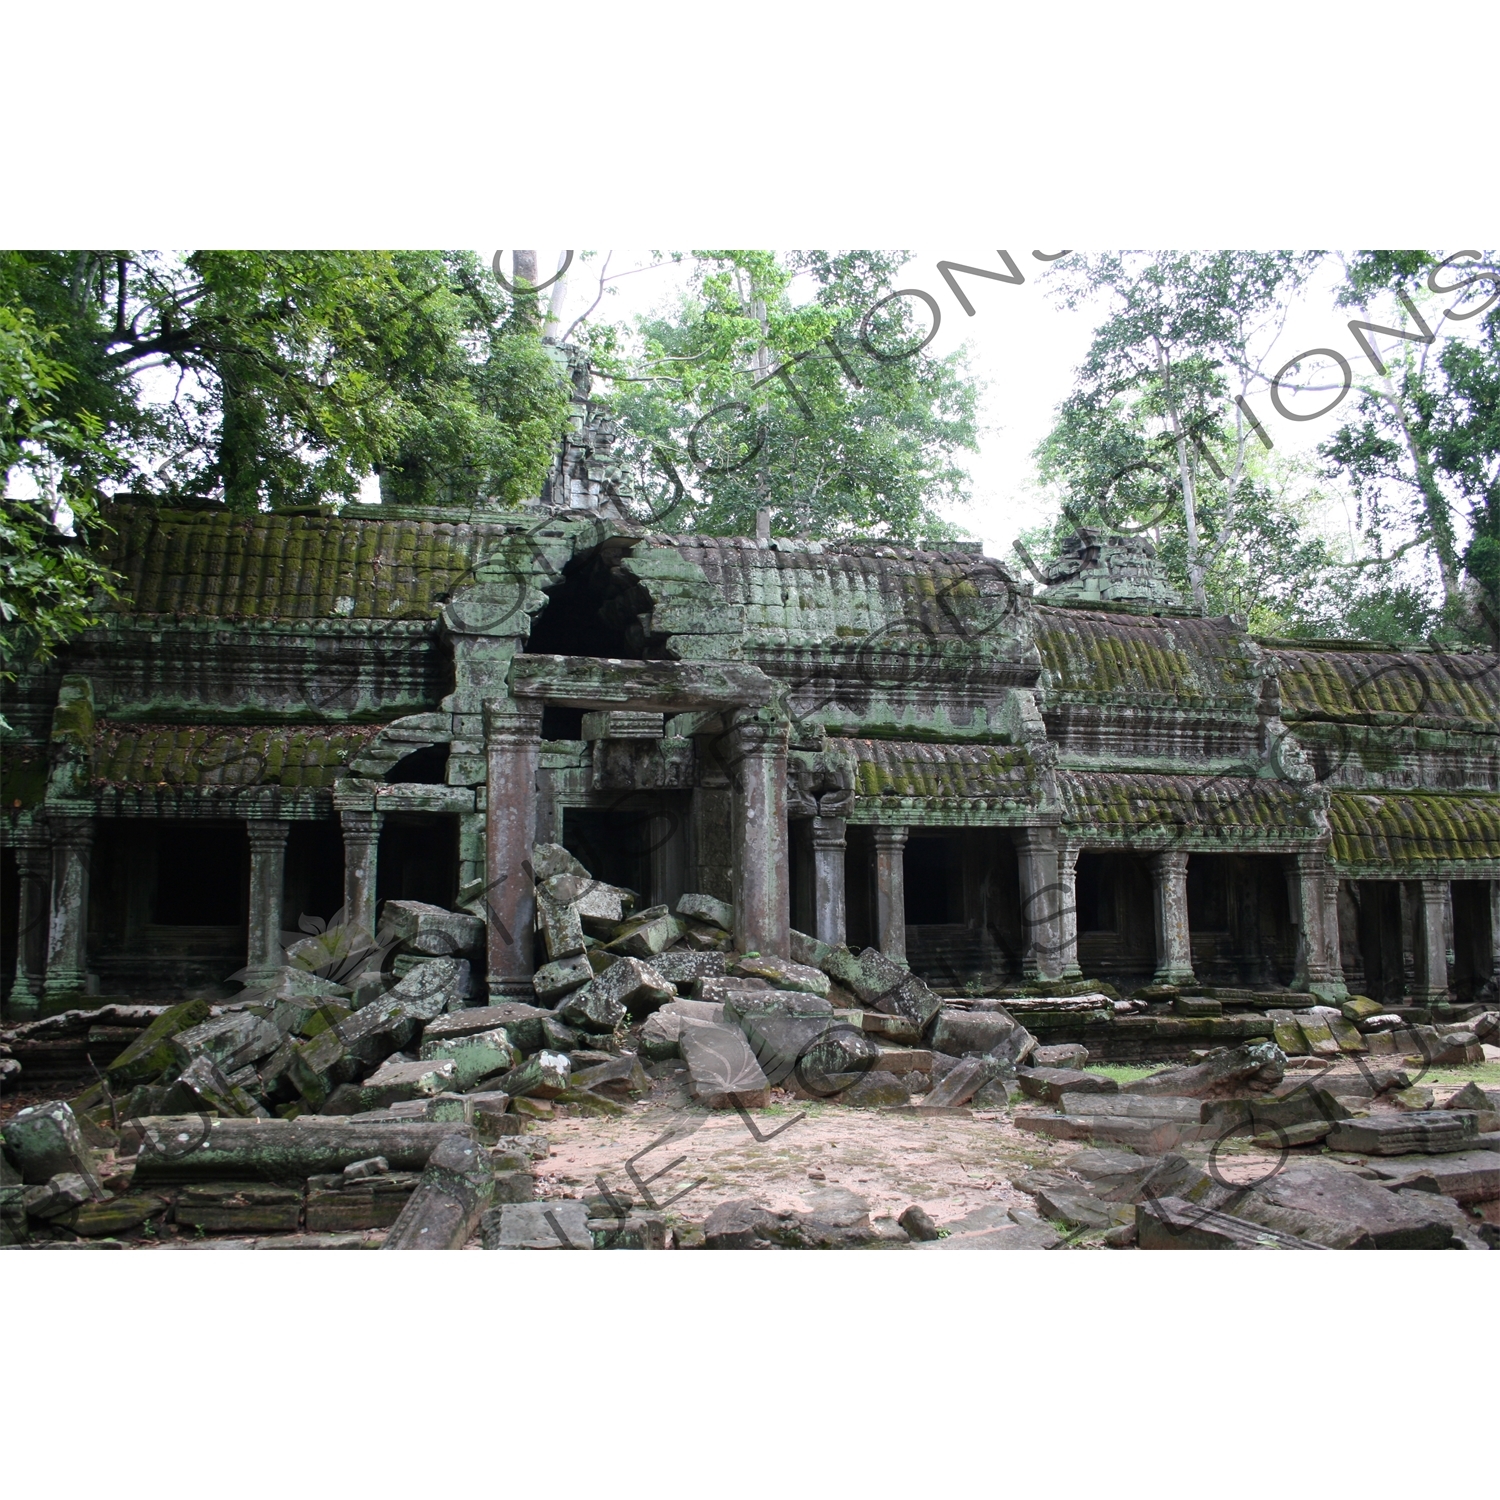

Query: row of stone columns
[5,812,384,1017]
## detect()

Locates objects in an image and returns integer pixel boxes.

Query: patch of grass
[1408,1061,1500,1087]
[1083,1062,1168,1084]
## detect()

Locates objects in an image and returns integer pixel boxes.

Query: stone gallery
[2,360,1498,1250]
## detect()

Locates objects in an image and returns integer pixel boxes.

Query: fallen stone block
[930,1007,1034,1062]
[925,1056,992,1108]
[703,1197,784,1249]
[2,1101,100,1188]
[381,900,484,956]
[386,956,470,1019]
[587,1211,668,1249]
[1267,1009,1308,1057]
[535,890,586,962]
[694,974,769,1005]
[497,1051,571,1100]
[1137,1195,1326,1249]
[728,954,830,996]
[606,910,686,958]
[161,1055,264,1119]
[638,1008,684,1062]
[1017,1114,1197,1152]
[1296,1011,1343,1058]
[679,1022,771,1108]
[571,1055,652,1100]
[422,1004,548,1051]
[480,1199,593,1249]
[103,1000,214,1088]
[1033,1185,1126,1232]
[1060,1093,1201,1122]
[649,951,727,988]
[1248,1163,1458,1248]
[463,1092,522,1143]
[176,1181,304,1234]
[836,1071,910,1109]
[305,1170,420,1231]
[417,1027,519,1092]
[169,1011,282,1078]
[1122,1041,1285,1099]
[674,893,733,932]
[382,1134,495,1249]
[22,1172,94,1220]
[1033,1043,1089,1069]
[899,1204,940,1241]
[860,1012,922,1043]
[1326,1112,1479,1155]
[581,955,675,1021]
[1019,1068,1118,1105]
[128,1117,473,1183]
[531,842,588,882]
[532,953,593,1003]
[59,1193,170,1238]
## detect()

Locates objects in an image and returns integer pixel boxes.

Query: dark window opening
[525,547,651,659]
[1074,852,1117,933]
[562,805,652,904]
[904,836,962,925]
[285,820,345,928]
[1187,855,1230,931]
[1452,880,1494,1001]
[542,705,587,740]
[154,823,247,925]
[376,814,459,911]
[384,744,449,784]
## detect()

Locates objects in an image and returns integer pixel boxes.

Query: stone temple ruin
[2,362,1499,1249]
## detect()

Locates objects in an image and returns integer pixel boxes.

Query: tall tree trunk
[542,252,570,343]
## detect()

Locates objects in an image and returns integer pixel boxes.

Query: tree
[0,303,120,689]
[1036,252,1320,613]
[583,250,980,543]
[1317,250,1500,644]
[0,251,571,511]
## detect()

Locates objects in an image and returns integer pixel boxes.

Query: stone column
[1319,871,1349,999]
[44,814,94,1002]
[1150,849,1194,985]
[340,809,383,938]
[872,824,908,962]
[1056,842,1082,980]
[1412,877,1451,1004]
[485,700,544,998]
[8,825,52,1019]
[1016,826,1062,982]
[728,710,791,958]
[1284,853,1345,998]
[245,819,291,984]
[1491,880,1500,984]
[811,815,847,948]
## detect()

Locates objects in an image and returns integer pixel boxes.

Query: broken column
[1149,849,1194,986]
[873,824,908,962]
[245,818,290,984]
[811,814,847,948]
[7,822,51,1019]
[1319,869,1348,999]
[728,708,790,958]
[485,699,543,997]
[44,813,93,1003]
[1015,826,1062,982]
[1412,877,1451,1004]
[340,808,382,936]
[1056,842,1082,980]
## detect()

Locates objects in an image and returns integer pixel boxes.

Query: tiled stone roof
[101,505,524,622]
[91,722,381,789]
[1328,789,1500,870]
[1269,645,1499,730]
[843,737,1040,818]
[1034,606,1261,705]
[1057,770,1320,843]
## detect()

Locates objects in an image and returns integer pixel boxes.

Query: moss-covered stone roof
[1034,605,1261,705]
[1328,789,1500,869]
[1057,770,1320,841]
[90,722,381,789]
[1270,646,1499,730]
[100,505,526,622]
[646,536,1023,652]
[845,736,1039,813]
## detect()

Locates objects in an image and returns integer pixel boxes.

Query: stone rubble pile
[5,845,1497,1251]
